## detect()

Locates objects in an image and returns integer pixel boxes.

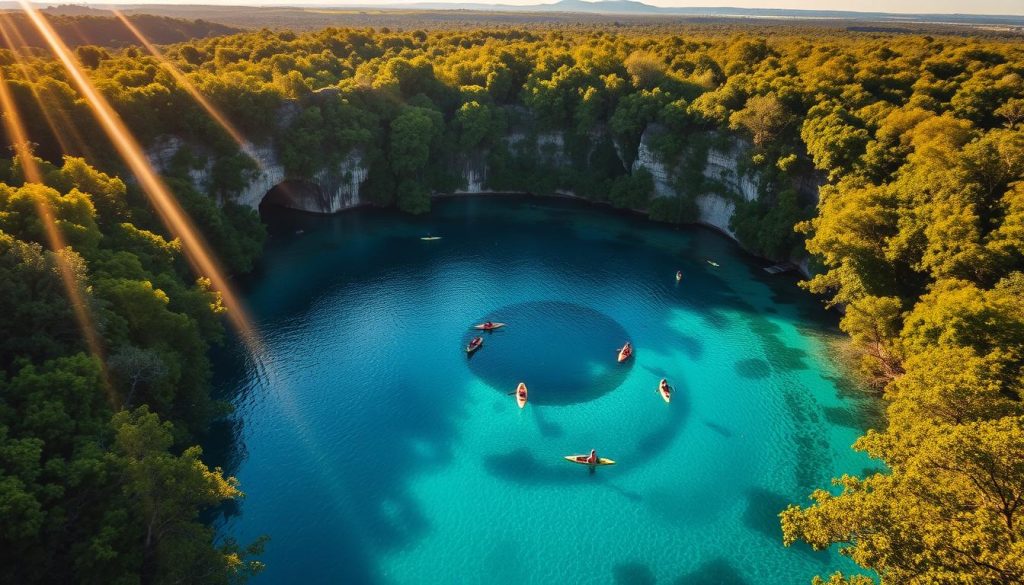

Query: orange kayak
[617,343,632,363]
[474,322,506,331]
[659,379,672,403]
[516,383,528,409]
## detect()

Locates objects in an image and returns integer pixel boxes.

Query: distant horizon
[46,0,1024,18]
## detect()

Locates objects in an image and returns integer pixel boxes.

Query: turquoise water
[212,196,877,584]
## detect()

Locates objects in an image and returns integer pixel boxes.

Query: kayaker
[585,449,597,464]
[484,321,493,329]
[676,270,682,280]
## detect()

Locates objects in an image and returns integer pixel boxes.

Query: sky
[64,0,1024,16]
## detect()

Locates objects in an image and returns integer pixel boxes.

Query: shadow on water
[703,419,734,438]
[823,406,865,429]
[613,562,657,585]
[482,448,642,502]
[484,448,603,485]
[735,358,771,379]
[672,334,704,360]
[532,407,564,438]
[673,558,751,585]
[624,378,692,468]
[743,487,832,565]
[641,364,672,379]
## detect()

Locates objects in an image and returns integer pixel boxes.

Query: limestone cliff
[147,135,366,214]
[148,118,812,268]
[631,124,762,238]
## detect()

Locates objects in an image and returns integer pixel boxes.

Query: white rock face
[453,154,488,194]
[234,143,286,210]
[146,135,216,190]
[146,136,366,213]
[306,150,367,213]
[695,194,737,237]
[633,133,674,198]
[632,126,762,236]
[704,144,759,203]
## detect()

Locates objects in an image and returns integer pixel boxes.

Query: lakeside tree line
[0,21,1022,584]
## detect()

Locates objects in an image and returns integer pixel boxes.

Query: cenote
[210,196,876,584]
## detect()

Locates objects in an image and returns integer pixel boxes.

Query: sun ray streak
[20,6,381,521]
[16,0,267,364]
[111,9,259,163]
[0,13,89,157]
[0,61,114,404]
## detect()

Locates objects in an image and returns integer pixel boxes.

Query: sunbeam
[0,62,114,404]
[0,13,93,159]
[111,9,259,163]
[16,0,266,362]
[14,5,341,501]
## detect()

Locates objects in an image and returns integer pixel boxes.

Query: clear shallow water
[212,196,877,585]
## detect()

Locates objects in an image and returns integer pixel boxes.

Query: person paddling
[585,449,598,465]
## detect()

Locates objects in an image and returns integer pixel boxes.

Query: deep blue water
[212,196,876,584]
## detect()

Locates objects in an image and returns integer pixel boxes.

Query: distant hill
[349,0,1024,26]
[0,9,240,49]
[8,2,1015,36]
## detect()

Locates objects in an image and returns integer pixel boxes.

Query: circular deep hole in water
[466,301,632,405]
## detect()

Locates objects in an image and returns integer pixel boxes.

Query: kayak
[617,343,632,363]
[466,337,483,354]
[516,382,528,409]
[474,322,506,331]
[421,236,442,241]
[675,271,682,282]
[659,379,672,403]
[564,455,616,466]
[706,260,719,267]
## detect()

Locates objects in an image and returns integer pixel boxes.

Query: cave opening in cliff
[259,180,326,219]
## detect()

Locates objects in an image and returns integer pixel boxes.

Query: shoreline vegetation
[0,12,1021,584]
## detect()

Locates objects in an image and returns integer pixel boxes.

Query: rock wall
[146,136,366,213]
[632,125,762,238]
[148,119,814,270]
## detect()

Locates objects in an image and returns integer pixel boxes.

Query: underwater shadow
[613,562,657,585]
[743,486,832,565]
[703,419,734,438]
[735,358,771,379]
[624,377,693,468]
[482,448,641,502]
[532,407,564,438]
[673,558,751,585]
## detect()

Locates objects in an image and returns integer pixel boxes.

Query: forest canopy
[0,18,1022,585]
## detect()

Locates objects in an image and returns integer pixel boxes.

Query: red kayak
[617,342,633,363]
[473,322,506,331]
[466,337,483,354]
